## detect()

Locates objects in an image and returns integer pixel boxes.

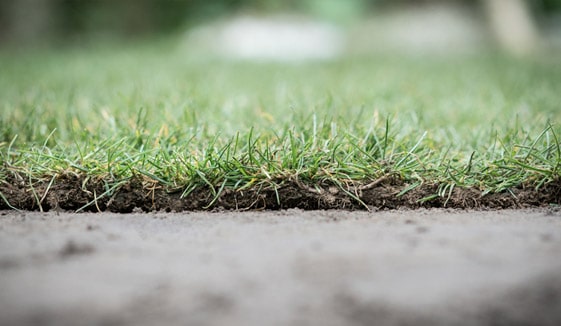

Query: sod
[1,42,560,212]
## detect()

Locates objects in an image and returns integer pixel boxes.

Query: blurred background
[1,0,561,57]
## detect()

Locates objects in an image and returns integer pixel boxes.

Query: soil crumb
[59,240,95,258]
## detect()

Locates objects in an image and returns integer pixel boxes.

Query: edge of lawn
[1,172,560,212]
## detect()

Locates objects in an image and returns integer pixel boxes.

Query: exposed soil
[1,173,560,212]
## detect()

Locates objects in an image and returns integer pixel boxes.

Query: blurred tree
[0,0,55,44]
[540,0,561,11]
[0,0,560,48]
[483,0,541,55]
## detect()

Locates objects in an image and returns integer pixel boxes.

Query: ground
[1,208,561,326]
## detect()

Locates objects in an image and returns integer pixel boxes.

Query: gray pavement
[1,209,561,326]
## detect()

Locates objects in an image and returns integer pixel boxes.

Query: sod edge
[1,173,559,212]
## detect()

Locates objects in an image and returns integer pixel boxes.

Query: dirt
[1,173,560,212]
[1,209,561,326]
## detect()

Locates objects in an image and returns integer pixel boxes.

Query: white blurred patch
[186,15,344,62]
[350,3,489,55]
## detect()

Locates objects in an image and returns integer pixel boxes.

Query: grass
[1,40,561,211]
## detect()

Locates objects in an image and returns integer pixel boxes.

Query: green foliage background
[1,0,560,45]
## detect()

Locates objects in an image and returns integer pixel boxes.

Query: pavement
[1,208,561,326]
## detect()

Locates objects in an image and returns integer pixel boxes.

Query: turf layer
[1,42,561,211]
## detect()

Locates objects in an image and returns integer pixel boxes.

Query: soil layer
[1,174,560,212]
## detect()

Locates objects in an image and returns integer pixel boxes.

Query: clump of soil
[59,240,95,258]
[0,173,560,213]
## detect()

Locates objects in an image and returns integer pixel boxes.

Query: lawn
[1,41,560,212]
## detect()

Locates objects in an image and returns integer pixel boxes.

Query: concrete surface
[1,208,561,326]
